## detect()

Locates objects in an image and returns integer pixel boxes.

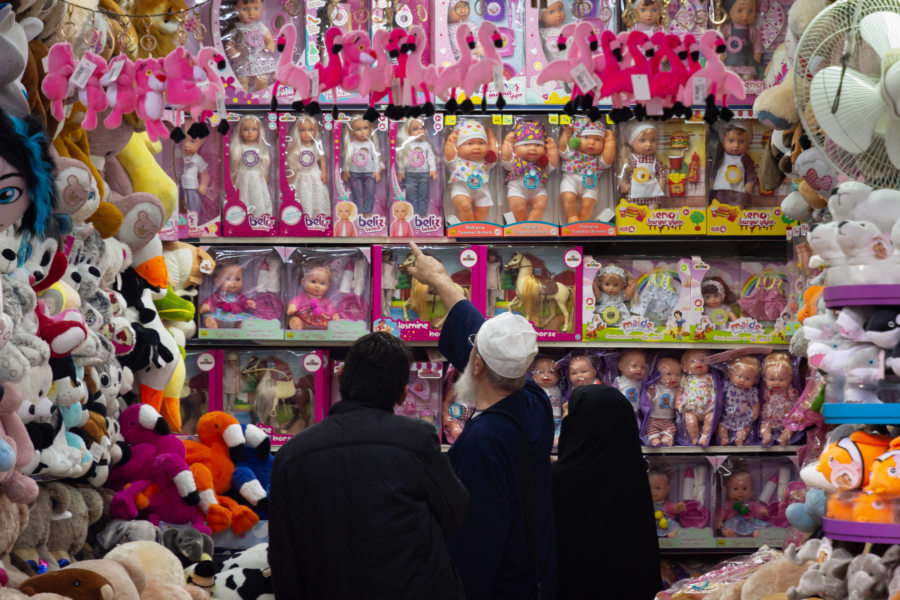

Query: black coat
[269,400,469,600]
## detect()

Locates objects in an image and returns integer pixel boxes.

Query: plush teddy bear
[12,483,59,577]
[0,489,33,589]
[105,541,209,600]
[0,4,42,118]
[47,482,92,568]
[0,382,39,503]
[19,568,115,600]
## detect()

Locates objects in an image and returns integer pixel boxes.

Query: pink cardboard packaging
[223,112,279,236]
[278,113,334,236]
[333,115,389,237]
[389,116,445,237]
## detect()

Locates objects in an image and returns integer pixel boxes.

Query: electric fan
[794,0,900,188]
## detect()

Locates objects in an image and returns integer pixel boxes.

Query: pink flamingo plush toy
[188,47,229,137]
[272,23,312,113]
[693,29,746,122]
[134,58,169,142]
[463,21,507,112]
[315,28,346,118]
[163,47,203,141]
[404,26,437,117]
[359,29,394,122]
[101,55,137,129]
[599,30,634,123]
[434,24,476,114]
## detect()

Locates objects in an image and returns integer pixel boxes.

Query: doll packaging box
[211,349,329,446]
[615,119,708,236]
[557,115,617,237]
[333,114,389,237]
[223,112,279,236]
[279,113,334,237]
[197,246,284,340]
[433,0,527,106]
[582,256,696,343]
[304,0,369,104]
[524,0,616,105]
[491,245,582,341]
[707,120,795,236]
[648,456,716,549]
[373,244,486,341]
[178,118,224,238]
[500,116,560,237]
[282,246,372,341]
[395,362,444,435]
[714,456,799,548]
[442,116,505,237]
[214,0,304,106]
[182,350,224,436]
[389,116,445,237]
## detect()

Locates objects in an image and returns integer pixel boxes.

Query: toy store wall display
[373,244,485,341]
[210,349,330,445]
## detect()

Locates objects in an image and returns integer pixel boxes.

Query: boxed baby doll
[433,0,527,107]
[278,113,334,237]
[389,116,445,237]
[282,247,371,341]
[197,246,284,340]
[213,0,304,106]
[499,116,560,237]
[304,0,369,105]
[176,118,224,238]
[707,120,795,236]
[524,0,617,105]
[615,119,708,235]
[442,116,505,237]
[223,112,279,236]
[182,350,223,436]
[581,255,696,343]
[333,113,389,237]
[557,116,617,237]
[714,456,800,548]
[373,244,485,341]
[647,456,716,549]
[490,245,582,341]
[212,349,329,446]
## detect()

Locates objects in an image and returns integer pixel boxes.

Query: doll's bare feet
[204,316,218,329]
[761,429,772,446]
[735,429,747,447]
[779,429,792,446]
[717,424,729,446]
[723,529,737,538]
[662,435,674,447]
[289,316,303,330]
[698,433,709,446]
[650,437,661,447]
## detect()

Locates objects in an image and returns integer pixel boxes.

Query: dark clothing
[268,400,469,600]
[553,385,662,600]
[439,300,557,600]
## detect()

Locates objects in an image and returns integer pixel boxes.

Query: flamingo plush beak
[691,50,700,61]
[216,55,227,70]
[612,47,622,61]
[716,42,726,53]
[678,50,688,60]
[277,36,286,52]
[492,33,503,48]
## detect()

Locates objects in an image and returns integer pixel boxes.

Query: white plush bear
[830,182,900,236]
[808,222,846,285]
[829,182,873,221]
[835,221,891,284]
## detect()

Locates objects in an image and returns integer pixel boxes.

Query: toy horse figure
[504,252,573,332]
[397,253,470,328]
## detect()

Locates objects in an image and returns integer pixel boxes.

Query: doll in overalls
[501,119,559,223]
[618,121,666,208]
[711,122,758,208]
[559,117,617,223]
[592,265,635,326]
[677,349,716,446]
[718,0,762,80]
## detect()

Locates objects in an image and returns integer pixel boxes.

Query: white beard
[453,364,478,408]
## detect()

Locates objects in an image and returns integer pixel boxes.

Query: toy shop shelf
[185,338,441,348]
[539,341,789,350]
[189,236,458,245]
[823,285,900,308]
[185,339,788,350]
[642,445,801,455]
[823,403,900,424]
[261,104,759,116]
[822,518,900,544]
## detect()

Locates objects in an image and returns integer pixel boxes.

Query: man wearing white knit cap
[407,242,556,600]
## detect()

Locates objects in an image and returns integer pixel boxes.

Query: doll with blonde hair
[622,0,668,34]
[199,262,257,329]
[288,116,330,220]
[334,201,358,237]
[230,115,273,218]
[540,1,567,61]
[759,352,797,446]
[397,118,438,217]
[618,121,666,208]
[717,356,760,446]
[389,201,414,237]
[222,0,277,92]
[342,116,384,218]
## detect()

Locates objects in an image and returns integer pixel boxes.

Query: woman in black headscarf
[553,384,662,600]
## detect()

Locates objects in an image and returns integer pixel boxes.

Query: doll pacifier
[243,149,260,167]
[467,172,484,190]
[352,148,371,167]
[524,168,540,190]
[448,402,465,419]
[582,168,597,189]
[298,149,316,167]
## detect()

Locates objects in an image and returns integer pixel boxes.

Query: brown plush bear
[20,568,114,600]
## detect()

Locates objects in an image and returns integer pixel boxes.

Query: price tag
[492,64,504,94]
[560,115,571,125]
[107,57,124,81]
[492,114,502,125]
[444,114,457,126]
[631,74,651,102]
[549,114,559,124]
[70,56,99,89]
[570,64,596,94]
[692,78,708,106]
[503,210,517,224]
[215,93,226,119]
[502,114,512,125]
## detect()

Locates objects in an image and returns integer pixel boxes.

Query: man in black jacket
[268,333,469,600]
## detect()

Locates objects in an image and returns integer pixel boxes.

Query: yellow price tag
[549,114,559,124]
[444,115,457,126]
[492,115,503,125]
[502,114,513,125]
[605,114,614,125]
[560,115,572,125]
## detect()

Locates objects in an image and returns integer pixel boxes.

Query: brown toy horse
[504,252,574,332]
[397,252,471,328]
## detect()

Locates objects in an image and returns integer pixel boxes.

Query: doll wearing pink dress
[287,265,341,330]
[677,349,716,446]
[759,352,797,446]
[199,263,257,329]
[717,356,760,447]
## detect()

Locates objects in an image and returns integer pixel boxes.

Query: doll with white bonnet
[717,0,762,81]
[342,117,384,218]
[288,116,330,220]
[540,1,567,61]
[230,115,273,218]
[592,265,635,326]
[397,118,438,217]
[677,349,716,446]
[615,349,647,418]
[717,355,760,446]
[501,120,558,223]
[647,357,681,446]
[759,352,797,446]
[618,121,666,208]
[444,120,499,223]
[222,0,277,92]
[711,122,757,208]
[559,117,616,223]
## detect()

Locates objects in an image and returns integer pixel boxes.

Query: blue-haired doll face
[0,158,30,233]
